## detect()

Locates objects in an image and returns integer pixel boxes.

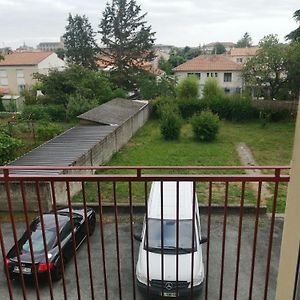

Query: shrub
[66,95,98,119]
[160,108,182,140]
[191,110,220,142]
[151,97,177,119]
[176,76,199,99]
[203,78,224,100]
[0,131,23,165]
[43,105,66,121]
[204,95,232,120]
[178,98,207,119]
[36,123,64,141]
[229,94,258,121]
[22,105,50,121]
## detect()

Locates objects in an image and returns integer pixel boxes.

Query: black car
[5,208,96,281]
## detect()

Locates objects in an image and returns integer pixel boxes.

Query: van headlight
[192,271,204,287]
[136,271,148,285]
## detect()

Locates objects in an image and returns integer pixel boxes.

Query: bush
[229,94,258,122]
[204,95,232,120]
[36,123,64,141]
[160,108,182,140]
[151,97,177,119]
[203,78,224,100]
[66,95,98,119]
[22,105,50,121]
[176,76,199,99]
[191,110,220,142]
[178,98,207,119]
[0,131,23,164]
[43,105,66,121]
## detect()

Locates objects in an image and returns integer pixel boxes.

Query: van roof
[147,182,197,220]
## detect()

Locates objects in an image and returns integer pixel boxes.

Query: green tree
[158,57,173,75]
[0,54,4,61]
[176,76,199,99]
[55,48,66,60]
[63,14,98,69]
[0,131,23,165]
[242,34,288,99]
[286,9,300,42]
[212,43,226,54]
[236,32,253,48]
[34,65,115,108]
[286,42,300,97]
[99,0,156,90]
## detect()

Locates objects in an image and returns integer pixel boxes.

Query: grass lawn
[74,119,295,212]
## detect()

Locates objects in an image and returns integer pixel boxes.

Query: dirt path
[236,143,273,205]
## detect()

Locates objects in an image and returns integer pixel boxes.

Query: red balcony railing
[0,166,290,300]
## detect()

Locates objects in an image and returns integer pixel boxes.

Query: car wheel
[88,215,96,236]
[52,258,65,281]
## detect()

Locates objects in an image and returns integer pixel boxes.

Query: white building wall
[175,70,243,96]
[38,53,65,72]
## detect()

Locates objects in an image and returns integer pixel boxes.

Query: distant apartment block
[0,52,65,95]
[37,37,65,51]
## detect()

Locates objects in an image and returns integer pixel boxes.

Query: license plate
[162,292,176,297]
[13,266,31,274]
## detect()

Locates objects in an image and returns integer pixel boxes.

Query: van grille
[150,280,189,291]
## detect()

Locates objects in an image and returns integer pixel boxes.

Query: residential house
[0,51,65,95]
[228,47,259,64]
[173,55,243,96]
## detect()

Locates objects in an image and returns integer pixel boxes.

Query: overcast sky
[0,0,299,49]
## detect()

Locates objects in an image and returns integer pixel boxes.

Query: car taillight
[38,262,54,272]
[4,258,10,267]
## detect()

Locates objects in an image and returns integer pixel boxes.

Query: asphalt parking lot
[0,213,283,300]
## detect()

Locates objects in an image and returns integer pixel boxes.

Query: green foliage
[99,0,156,90]
[160,108,182,140]
[150,97,177,119]
[0,98,5,112]
[176,76,199,99]
[64,14,98,69]
[236,32,253,48]
[191,110,220,142]
[22,89,37,105]
[286,9,300,42]
[168,46,201,68]
[55,48,65,60]
[0,131,23,165]
[285,42,300,97]
[177,98,207,119]
[66,95,98,119]
[138,73,176,100]
[228,94,258,121]
[212,43,226,54]
[202,78,224,100]
[34,65,115,108]
[36,123,64,141]
[158,57,173,75]
[22,105,50,121]
[242,34,288,99]
[43,105,66,121]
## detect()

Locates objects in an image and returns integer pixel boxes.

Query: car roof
[36,214,70,230]
[147,181,197,220]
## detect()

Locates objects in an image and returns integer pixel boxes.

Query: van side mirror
[200,237,208,244]
[134,233,142,242]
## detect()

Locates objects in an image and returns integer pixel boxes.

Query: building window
[16,70,24,78]
[207,73,209,77]
[224,88,231,94]
[187,72,201,79]
[0,70,8,86]
[236,58,243,63]
[236,87,241,94]
[215,73,218,77]
[224,73,232,82]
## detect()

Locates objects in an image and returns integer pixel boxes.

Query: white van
[135,181,207,298]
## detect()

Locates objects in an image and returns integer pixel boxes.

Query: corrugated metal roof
[78,98,148,125]
[10,125,116,175]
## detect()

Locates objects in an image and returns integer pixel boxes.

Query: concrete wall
[47,103,150,207]
[276,96,300,299]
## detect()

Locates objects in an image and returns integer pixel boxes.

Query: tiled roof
[173,55,242,72]
[0,52,53,66]
[204,42,236,48]
[230,47,259,56]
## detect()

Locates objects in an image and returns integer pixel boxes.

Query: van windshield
[144,219,197,253]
